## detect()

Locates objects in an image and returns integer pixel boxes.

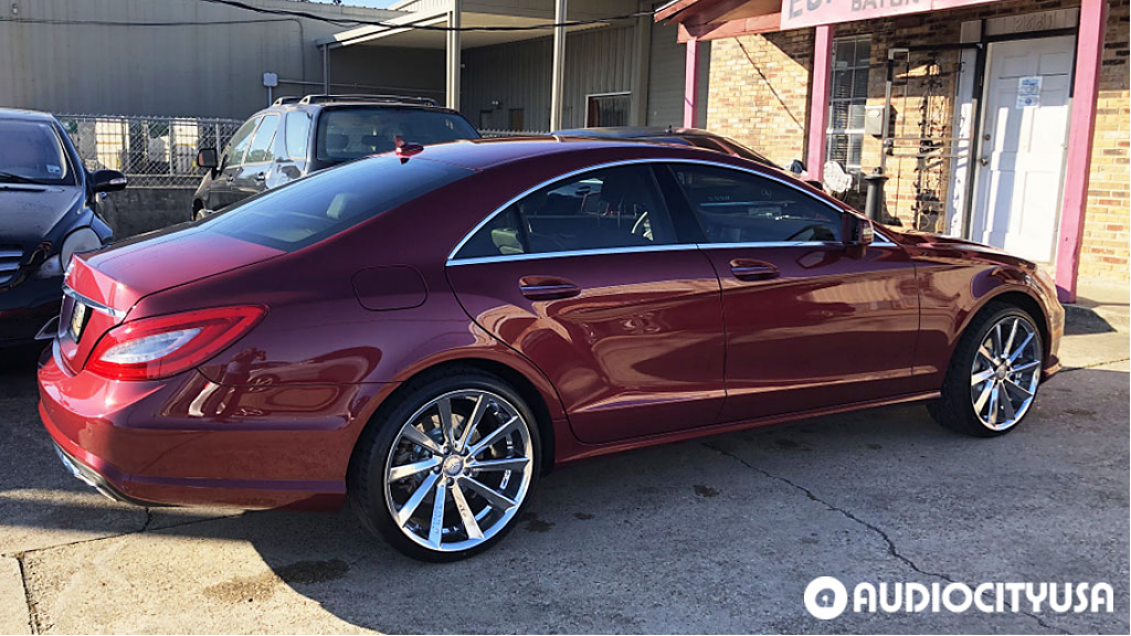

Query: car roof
[0,108,60,124]
[256,95,461,118]
[400,136,772,173]
[550,126,721,139]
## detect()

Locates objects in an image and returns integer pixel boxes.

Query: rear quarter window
[197,156,472,251]
[316,107,479,162]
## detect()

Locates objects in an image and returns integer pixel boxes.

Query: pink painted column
[806,25,834,183]
[684,37,700,128]
[1055,0,1108,303]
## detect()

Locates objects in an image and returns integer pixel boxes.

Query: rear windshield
[0,119,75,185]
[197,156,472,251]
[316,107,479,162]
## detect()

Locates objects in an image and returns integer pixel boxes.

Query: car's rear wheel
[928,302,1044,437]
[349,369,540,561]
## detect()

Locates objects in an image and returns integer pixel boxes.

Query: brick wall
[706,30,812,167]
[704,0,1130,283]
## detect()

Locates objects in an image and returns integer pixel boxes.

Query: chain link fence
[56,114,244,188]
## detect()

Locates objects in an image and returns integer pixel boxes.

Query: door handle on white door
[979,157,989,167]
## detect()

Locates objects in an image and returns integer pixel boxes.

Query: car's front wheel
[348,369,541,561]
[928,302,1044,436]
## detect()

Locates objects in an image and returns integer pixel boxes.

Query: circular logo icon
[804,576,848,620]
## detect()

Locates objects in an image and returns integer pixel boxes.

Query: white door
[971,36,1074,264]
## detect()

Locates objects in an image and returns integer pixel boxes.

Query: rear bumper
[37,354,358,510]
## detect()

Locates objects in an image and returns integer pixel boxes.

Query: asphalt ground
[0,328,1127,634]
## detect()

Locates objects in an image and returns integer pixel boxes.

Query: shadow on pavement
[3,349,1128,633]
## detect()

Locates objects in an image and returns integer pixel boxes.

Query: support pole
[683,37,700,128]
[630,0,652,126]
[806,24,834,184]
[321,45,330,94]
[1055,0,1107,303]
[550,0,567,131]
[446,0,462,111]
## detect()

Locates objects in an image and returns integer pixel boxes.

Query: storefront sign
[781,0,1001,30]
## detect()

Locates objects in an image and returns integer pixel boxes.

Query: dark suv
[192,94,479,219]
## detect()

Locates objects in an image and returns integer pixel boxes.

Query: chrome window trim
[448,243,697,267]
[61,284,127,320]
[445,157,897,264]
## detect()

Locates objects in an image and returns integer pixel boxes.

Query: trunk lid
[57,224,284,373]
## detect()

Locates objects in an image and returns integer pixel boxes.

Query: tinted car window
[316,107,478,162]
[285,112,311,159]
[223,117,259,167]
[455,165,676,259]
[0,120,74,185]
[199,157,472,251]
[670,164,841,243]
[245,114,279,164]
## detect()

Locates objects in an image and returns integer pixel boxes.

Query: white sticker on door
[1017,76,1042,108]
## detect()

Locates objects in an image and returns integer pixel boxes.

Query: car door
[231,113,280,204]
[663,162,920,422]
[211,116,259,211]
[446,164,726,444]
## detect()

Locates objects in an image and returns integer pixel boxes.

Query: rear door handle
[730,259,779,281]
[519,276,581,300]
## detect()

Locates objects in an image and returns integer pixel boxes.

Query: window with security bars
[826,36,872,172]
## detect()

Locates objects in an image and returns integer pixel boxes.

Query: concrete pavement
[0,329,1127,634]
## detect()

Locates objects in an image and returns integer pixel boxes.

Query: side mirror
[787,159,806,175]
[843,215,875,250]
[197,148,219,170]
[90,169,127,193]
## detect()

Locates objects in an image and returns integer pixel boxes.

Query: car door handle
[519,276,581,300]
[254,171,267,181]
[730,259,779,281]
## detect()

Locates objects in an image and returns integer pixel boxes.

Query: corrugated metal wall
[646,16,710,128]
[462,24,641,131]
[0,0,437,119]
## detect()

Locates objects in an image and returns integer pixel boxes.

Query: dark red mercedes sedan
[38,138,1063,561]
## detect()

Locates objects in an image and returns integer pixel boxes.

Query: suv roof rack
[272,96,302,106]
[297,94,441,107]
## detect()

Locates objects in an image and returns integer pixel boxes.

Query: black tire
[348,367,542,562]
[927,301,1044,437]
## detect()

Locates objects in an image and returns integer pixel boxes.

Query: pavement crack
[14,553,41,635]
[8,513,236,557]
[702,442,951,580]
[702,442,1073,635]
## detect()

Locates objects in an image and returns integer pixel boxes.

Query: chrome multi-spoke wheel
[929,302,1045,437]
[969,315,1042,431]
[382,389,534,554]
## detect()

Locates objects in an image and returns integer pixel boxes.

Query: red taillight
[86,306,266,381]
